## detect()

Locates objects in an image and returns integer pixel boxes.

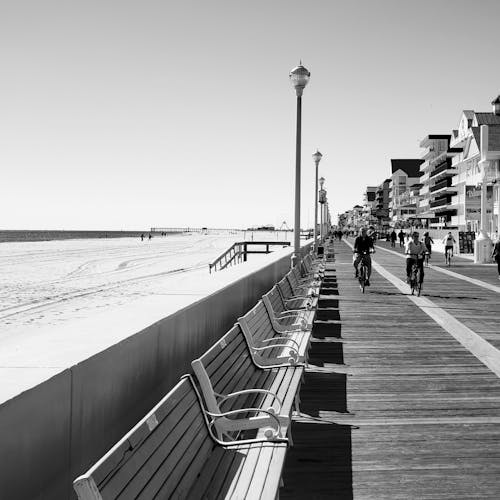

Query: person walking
[398,230,405,247]
[492,239,500,280]
[390,229,397,248]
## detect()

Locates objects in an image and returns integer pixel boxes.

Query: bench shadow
[312,322,341,339]
[318,298,339,308]
[281,422,353,500]
[299,371,347,414]
[281,249,353,499]
[315,308,340,321]
[307,342,344,367]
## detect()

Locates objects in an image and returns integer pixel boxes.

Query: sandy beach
[0,233,241,337]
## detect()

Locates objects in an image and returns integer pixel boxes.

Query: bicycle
[357,251,371,293]
[408,254,424,296]
[445,247,453,266]
[424,251,430,267]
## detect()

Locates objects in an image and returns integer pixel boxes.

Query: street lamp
[319,177,326,243]
[312,150,323,253]
[289,63,311,267]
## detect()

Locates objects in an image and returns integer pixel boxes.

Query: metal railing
[209,241,290,273]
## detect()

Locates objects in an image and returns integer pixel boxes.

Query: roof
[470,125,500,152]
[474,113,500,126]
[419,135,451,147]
[390,159,424,177]
[471,127,481,148]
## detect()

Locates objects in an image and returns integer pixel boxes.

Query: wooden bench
[191,323,304,442]
[73,376,288,500]
[262,284,316,333]
[301,253,325,279]
[287,267,321,298]
[277,276,318,312]
[238,300,311,364]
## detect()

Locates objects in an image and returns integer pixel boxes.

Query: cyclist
[423,231,434,262]
[405,231,426,284]
[353,227,375,286]
[442,231,456,261]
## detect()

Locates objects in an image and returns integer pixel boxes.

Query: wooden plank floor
[281,241,500,499]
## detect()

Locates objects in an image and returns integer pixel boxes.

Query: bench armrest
[279,306,312,314]
[251,344,300,365]
[206,408,287,442]
[260,336,301,351]
[273,313,308,328]
[216,388,283,414]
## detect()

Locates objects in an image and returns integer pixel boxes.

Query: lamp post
[319,176,326,243]
[312,150,322,253]
[289,63,311,267]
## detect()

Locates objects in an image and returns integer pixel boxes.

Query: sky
[1,0,500,231]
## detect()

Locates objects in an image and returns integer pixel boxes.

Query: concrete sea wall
[0,245,310,499]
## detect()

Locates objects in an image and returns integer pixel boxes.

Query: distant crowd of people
[338,225,500,281]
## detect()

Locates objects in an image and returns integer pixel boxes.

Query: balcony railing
[429,178,453,193]
[430,161,455,178]
[430,197,449,209]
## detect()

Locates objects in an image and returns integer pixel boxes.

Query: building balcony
[430,161,456,179]
[429,179,456,196]
[429,197,449,210]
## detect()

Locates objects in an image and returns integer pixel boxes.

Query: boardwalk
[281,239,500,499]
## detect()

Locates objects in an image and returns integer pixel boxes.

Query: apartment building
[450,108,500,233]
[361,186,377,226]
[389,159,423,226]
[375,179,391,229]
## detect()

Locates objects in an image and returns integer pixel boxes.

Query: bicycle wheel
[410,265,418,295]
[359,265,366,293]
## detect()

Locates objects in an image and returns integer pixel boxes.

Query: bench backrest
[301,254,313,275]
[287,267,302,291]
[238,300,277,348]
[191,324,277,436]
[73,378,215,500]
[263,285,286,314]
[277,275,295,300]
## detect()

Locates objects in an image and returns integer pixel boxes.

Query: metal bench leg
[294,392,301,414]
[287,425,294,447]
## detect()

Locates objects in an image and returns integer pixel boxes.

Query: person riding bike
[423,231,434,261]
[442,231,456,261]
[405,231,426,284]
[353,227,375,286]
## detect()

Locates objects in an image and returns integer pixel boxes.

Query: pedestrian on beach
[492,239,500,280]
[148,233,152,240]
[390,229,397,247]
[398,230,405,247]
[141,233,144,241]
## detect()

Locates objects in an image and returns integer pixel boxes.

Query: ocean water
[0,230,156,243]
